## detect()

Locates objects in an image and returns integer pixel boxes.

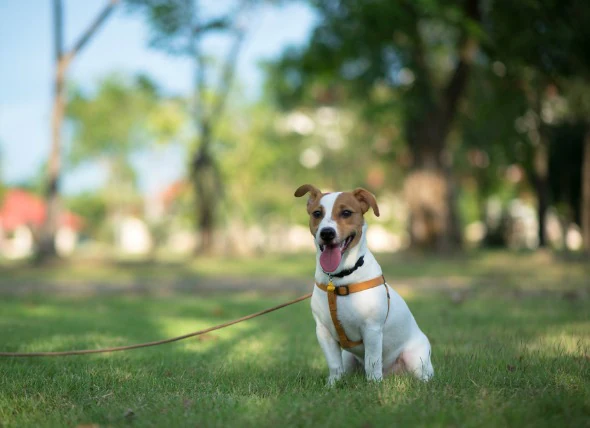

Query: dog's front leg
[315,321,344,386]
[362,325,383,381]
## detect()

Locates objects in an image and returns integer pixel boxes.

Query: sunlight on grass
[24,333,133,353]
[524,332,590,356]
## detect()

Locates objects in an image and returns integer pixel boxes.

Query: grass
[1,250,588,294]
[0,251,589,427]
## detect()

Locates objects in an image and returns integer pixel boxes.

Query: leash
[0,293,312,358]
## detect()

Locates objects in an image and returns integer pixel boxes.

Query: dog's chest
[311,286,388,344]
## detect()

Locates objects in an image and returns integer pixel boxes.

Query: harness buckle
[336,285,350,296]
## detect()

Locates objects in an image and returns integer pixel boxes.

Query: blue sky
[0,1,316,195]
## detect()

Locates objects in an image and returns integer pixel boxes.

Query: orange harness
[315,275,390,348]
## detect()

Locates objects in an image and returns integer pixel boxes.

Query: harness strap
[315,275,389,349]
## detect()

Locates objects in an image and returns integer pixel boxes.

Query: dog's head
[294,184,379,273]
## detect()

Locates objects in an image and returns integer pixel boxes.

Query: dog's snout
[320,228,336,242]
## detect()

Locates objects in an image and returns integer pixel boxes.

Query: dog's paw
[326,374,342,387]
[366,373,383,383]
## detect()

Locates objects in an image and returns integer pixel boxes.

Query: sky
[0,0,317,196]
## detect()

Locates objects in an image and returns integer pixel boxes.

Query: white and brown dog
[295,184,434,385]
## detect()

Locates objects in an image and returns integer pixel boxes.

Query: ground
[0,251,588,427]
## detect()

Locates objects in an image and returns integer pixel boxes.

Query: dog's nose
[320,228,336,242]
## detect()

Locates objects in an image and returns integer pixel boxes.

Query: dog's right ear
[294,184,322,207]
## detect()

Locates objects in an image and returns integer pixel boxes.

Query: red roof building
[0,189,83,232]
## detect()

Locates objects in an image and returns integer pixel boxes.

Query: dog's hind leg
[400,335,434,381]
[342,350,361,374]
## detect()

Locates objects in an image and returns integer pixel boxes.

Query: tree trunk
[187,11,243,256]
[401,0,479,252]
[36,0,67,262]
[36,0,117,263]
[581,126,590,256]
[533,175,549,248]
[37,60,67,260]
[402,39,475,252]
[404,139,462,251]
[191,134,222,255]
[531,123,550,248]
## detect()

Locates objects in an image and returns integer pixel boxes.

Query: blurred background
[1,0,589,263]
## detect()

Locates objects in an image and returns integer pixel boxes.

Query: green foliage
[125,0,232,55]
[456,65,531,203]
[212,97,405,227]
[268,0,482,125]
[484,0,590,230]
[486,0,590,78]
[66,73,185,226]
[64,192,108,238]
[67,73,162,167]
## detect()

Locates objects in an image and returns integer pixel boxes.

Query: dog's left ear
[294,184,322,201]
[352,188,380,217]
[294,184,323,212]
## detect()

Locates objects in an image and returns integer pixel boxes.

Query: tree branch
[209,28,246,130]
[53,0,64,60]
[193,17,230,35]
[192,0,251,148]
[188,1,209,141]
[439,0,482,137]
[68,0,119,60]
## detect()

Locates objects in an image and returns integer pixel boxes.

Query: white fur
[310,193,434,385]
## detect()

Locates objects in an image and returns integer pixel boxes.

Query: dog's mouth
[319,233,356,273]
[319,234,355,253]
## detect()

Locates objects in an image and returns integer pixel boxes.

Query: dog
[295,184,434,385]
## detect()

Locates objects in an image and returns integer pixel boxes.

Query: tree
[127,0,259,253]
[457,64,530,241]
[553,79,590,254]
[583,129,590,255]
[486,0,590,248]
[67,74,178,219]
[269,0,483,251]
[38,0,119,262]
[65,192,108,239]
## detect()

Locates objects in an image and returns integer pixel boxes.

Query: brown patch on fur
[329,190,379,250]
[294,184,325,236]
[294,184,322,210]
[330,193,365,250]
[352,188,380,217]
[307,198,324,237]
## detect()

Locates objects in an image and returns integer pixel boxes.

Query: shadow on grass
[0,257,315,298]
[2,250,589,301]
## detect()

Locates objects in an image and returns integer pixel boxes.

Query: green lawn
[1,250,588,293]
[0,252,589,427]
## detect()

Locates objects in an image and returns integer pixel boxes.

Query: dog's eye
[341,210,352,218]
[312,210,322,219]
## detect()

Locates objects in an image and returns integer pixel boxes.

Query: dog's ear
[294,184,322,206]
[352,188,380,217]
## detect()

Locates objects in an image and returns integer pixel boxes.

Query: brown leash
[315,275,389,348]
[0,293,312,357]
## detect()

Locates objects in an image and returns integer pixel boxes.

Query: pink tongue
[320,245,342,273]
